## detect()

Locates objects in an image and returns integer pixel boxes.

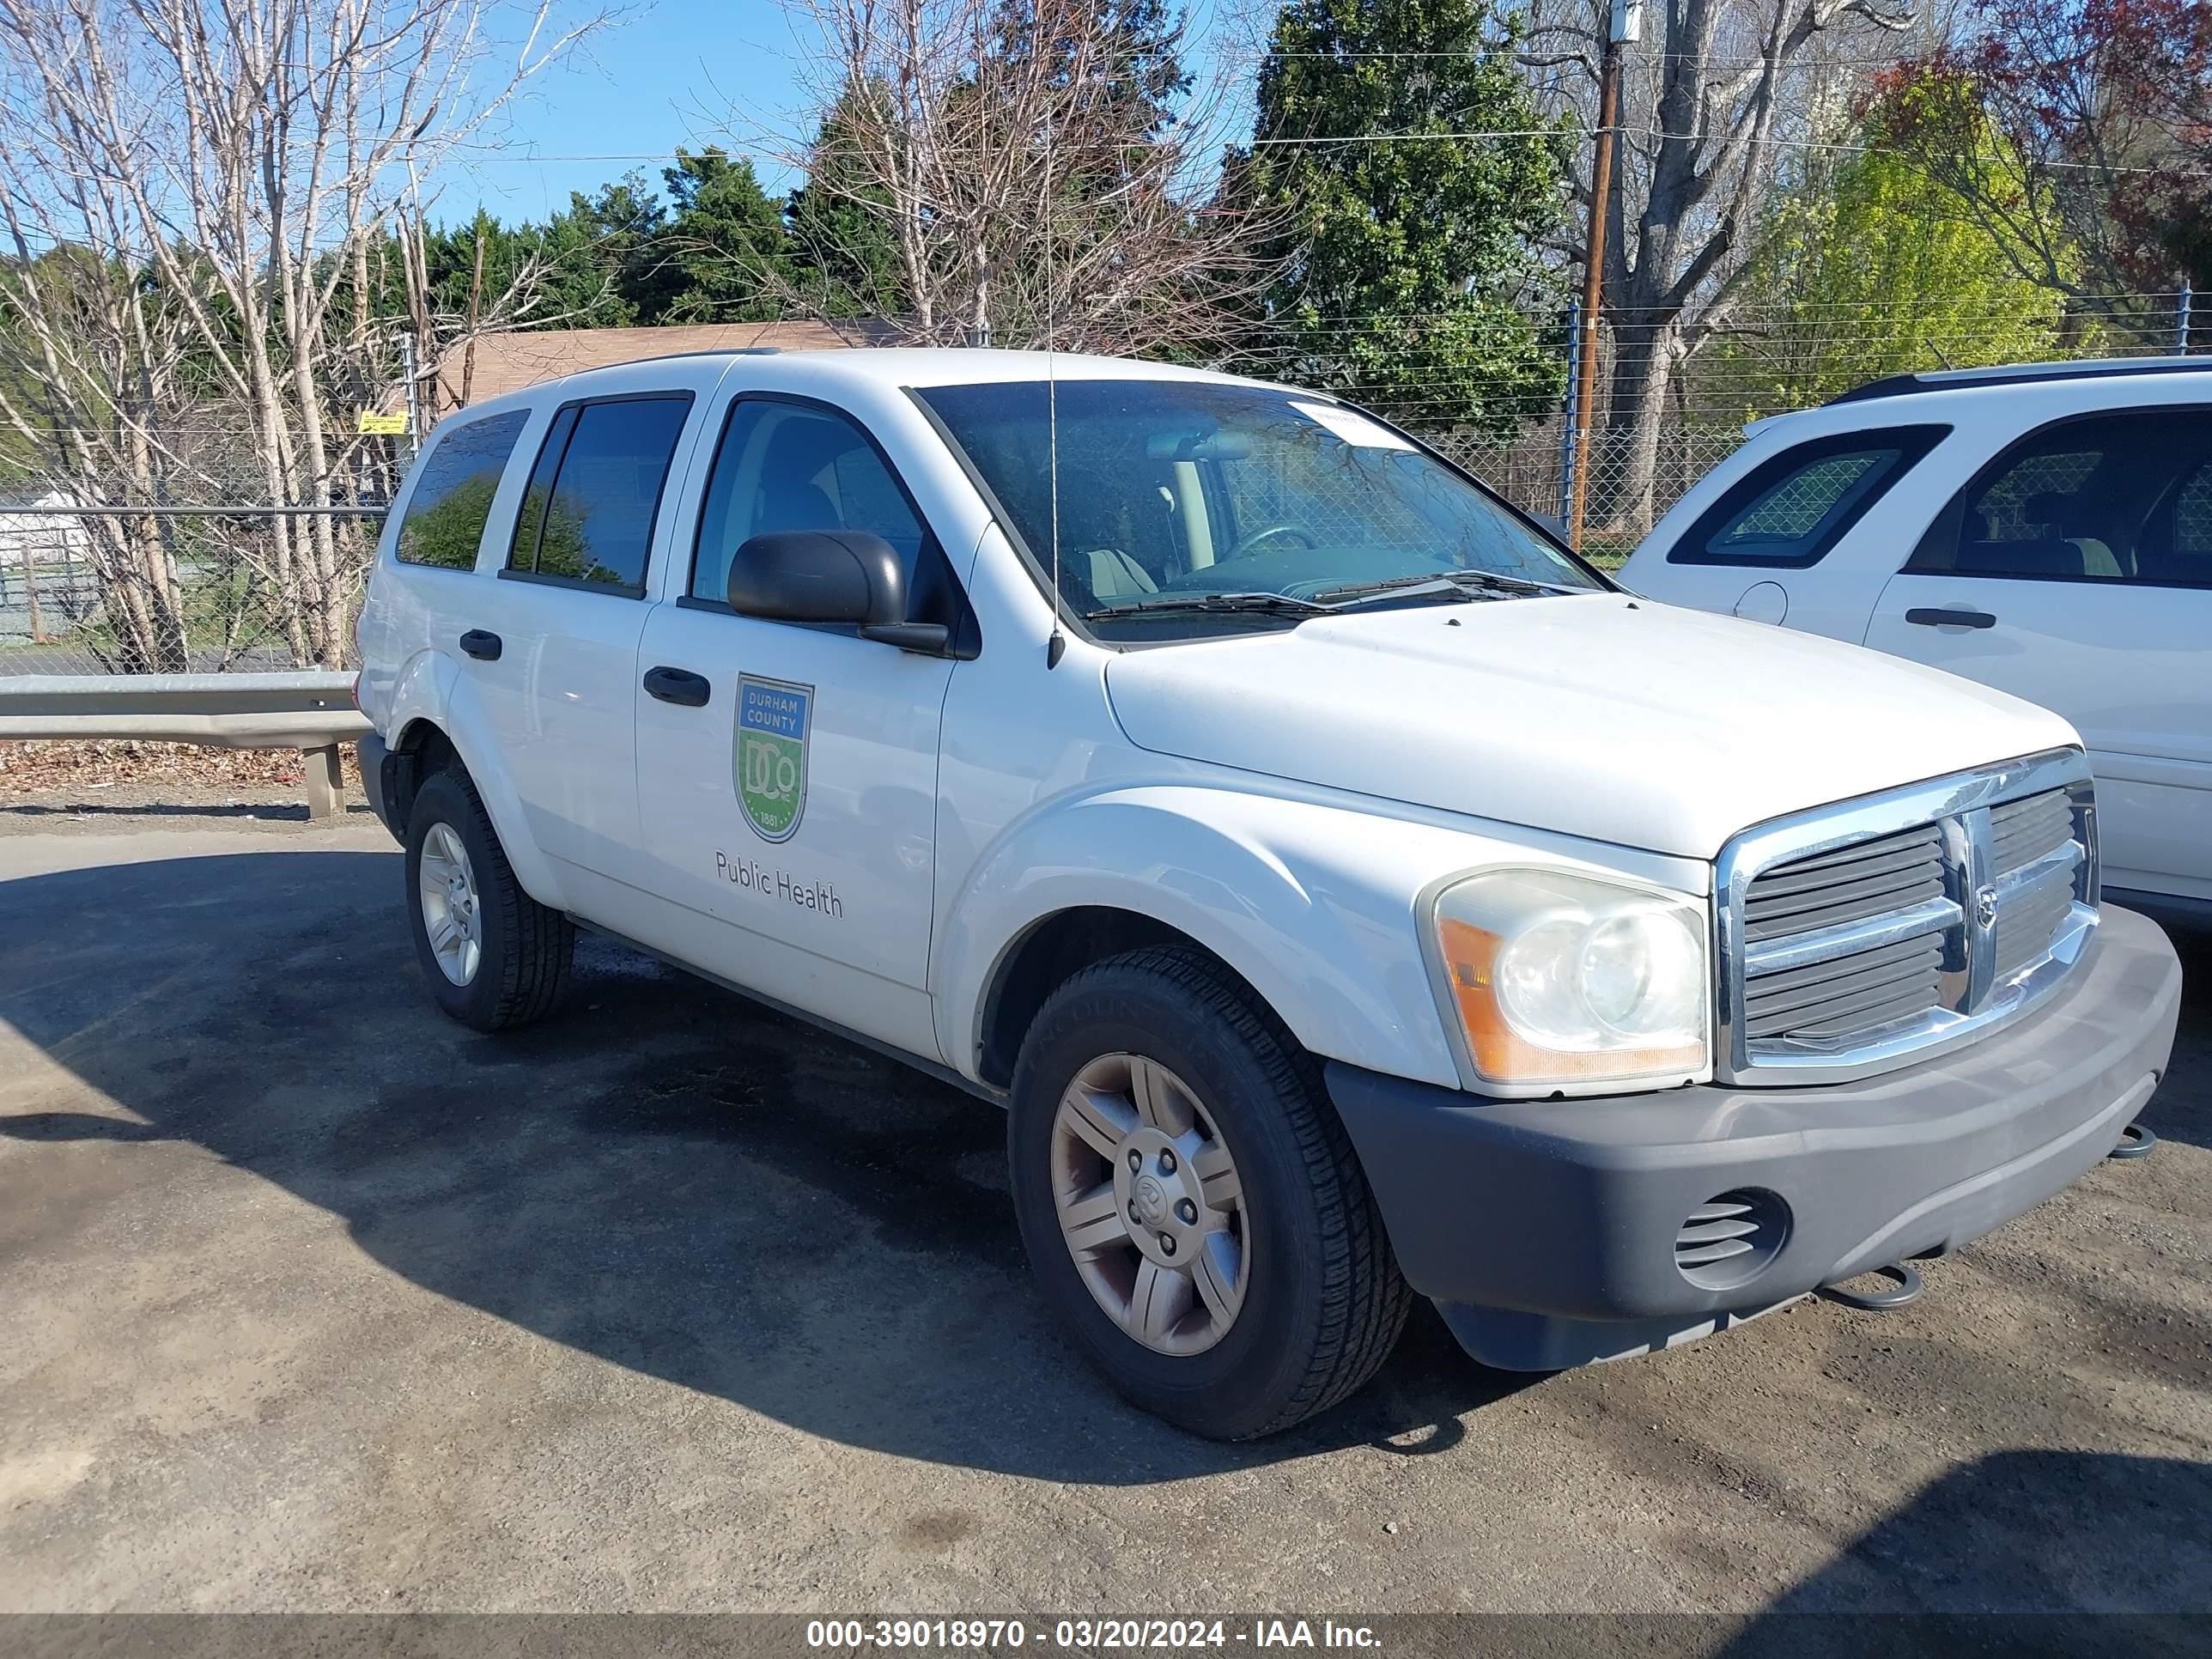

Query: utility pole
[1569,0,1639,553]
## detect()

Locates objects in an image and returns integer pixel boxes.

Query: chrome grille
[1742,823,1946,942]
[1717,752,2099,1085]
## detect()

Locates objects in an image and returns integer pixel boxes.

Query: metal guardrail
[0,672,369,819]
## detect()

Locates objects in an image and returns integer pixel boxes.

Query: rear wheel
[1008,946,1410,1439]
[404,767,573,1031]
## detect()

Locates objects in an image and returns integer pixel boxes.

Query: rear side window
[1668,426,1949,568]
[505,394,694,594]
[393,410,528,569]
[1908,410,2212,586]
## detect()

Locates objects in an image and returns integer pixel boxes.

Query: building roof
[435,320,886,406]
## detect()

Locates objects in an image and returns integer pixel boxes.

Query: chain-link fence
[0,505,388,677]
[2,291,2199,672]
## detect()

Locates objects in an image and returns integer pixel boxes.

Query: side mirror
[727,531,907,627]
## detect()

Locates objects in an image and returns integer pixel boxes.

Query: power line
[424,129,2209,178]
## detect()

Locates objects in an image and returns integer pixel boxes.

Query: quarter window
[506,394,693,593]
[690,401,927,604]
[393,410,528,569]
[1668,426,1949,567]
[1909,410,2212,586]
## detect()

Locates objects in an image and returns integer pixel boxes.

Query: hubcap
[1051,1054,1249,1357]
[417,822,482,987]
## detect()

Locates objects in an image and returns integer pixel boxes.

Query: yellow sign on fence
[356,409,410,435]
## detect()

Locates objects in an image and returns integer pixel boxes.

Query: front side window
[506,394,693,593]
[1910,410,2212,585]
[1668,426,1948,568]
[690,401,927,604]
[394,410,528,569]
[914,379,1600,637]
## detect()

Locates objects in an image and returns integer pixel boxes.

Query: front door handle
[642,665,712,708]
[459,629,502,660]
[1905,606,1997,630]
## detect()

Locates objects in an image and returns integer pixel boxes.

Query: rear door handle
[459,629,503,660]
[642,665,712,708]
[1905,607,1996,630]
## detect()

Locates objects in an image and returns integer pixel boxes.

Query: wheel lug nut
[1158,1150,1176,1174]
[1127,1150,1141,1172]
[1158,1233,1176,1255]
[1127,1202,1140,1224]
[1176,1199,1197,1224]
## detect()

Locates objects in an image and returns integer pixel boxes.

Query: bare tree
[1876,0,2212,308]
[761,0,1283,355]
[0,0,600,668]
[1526,0,1916,533]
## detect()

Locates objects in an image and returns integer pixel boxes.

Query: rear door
[628,389,969,1057]
[1865,408,2212,899]
[1624,424,1954,640]
[464,373,713,878]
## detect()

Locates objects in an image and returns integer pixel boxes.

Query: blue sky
[448,0,1252,228]
[451,1,815,225]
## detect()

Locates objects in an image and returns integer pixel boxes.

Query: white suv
[1619,357,2212,908]
[354,348,2179,1437]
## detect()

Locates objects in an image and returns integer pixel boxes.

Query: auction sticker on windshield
[735,675,811,842]
[1291,401,1416,452]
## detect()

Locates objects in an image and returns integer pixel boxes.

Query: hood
[1103,593,2081,860]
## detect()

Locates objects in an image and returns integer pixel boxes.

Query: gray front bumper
[1328,904,2182,1370]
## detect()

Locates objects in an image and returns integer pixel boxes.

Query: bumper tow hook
[1818,1262,1924,1312]
[2107,1121,2157,1161]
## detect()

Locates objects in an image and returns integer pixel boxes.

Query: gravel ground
[0,816,2205,1629]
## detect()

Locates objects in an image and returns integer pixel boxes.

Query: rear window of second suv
[1668,425,1950,568]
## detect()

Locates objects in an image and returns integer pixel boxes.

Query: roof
[434,320,888,405]
[442,343,1279,424]
[1826,355,2212,407]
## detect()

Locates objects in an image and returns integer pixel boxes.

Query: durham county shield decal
[734,675,812,842]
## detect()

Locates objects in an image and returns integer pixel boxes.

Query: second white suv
[1619,357,2212,908]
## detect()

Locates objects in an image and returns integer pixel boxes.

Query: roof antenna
[1043,102,1066,670]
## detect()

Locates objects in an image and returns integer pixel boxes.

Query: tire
[404,766,573,1032]
[1008,945,1412,1439]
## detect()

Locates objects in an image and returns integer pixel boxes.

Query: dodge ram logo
[1975,886,1999,928]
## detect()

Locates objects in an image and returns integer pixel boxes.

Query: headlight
[1426,868,1711,1091]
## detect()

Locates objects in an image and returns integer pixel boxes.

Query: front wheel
[1008,947,1411,1439]
[404,767,574,1031]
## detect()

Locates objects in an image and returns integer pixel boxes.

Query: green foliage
[397,474,499,568]
[1240,0,1571,438]
[407,153,810,328]
[1719,85,2067,411]
[785,97,905,319]
[658,149,793,323]
[533,173,670,326]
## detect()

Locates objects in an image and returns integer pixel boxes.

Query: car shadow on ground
[1714,1451,2212,1656]
[0,848,1534,1485]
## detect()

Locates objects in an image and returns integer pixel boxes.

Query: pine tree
[658,149,793,324]
[1241,0,1570,437]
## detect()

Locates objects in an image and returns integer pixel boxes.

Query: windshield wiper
[1314,568,1576,608]
[1080,591,1332,622]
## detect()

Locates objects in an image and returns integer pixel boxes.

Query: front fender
[935,787,1507,1091]
[385,649,568,912]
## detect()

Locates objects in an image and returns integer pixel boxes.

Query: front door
[631,392,960,1054]
[1865,408,2212,899]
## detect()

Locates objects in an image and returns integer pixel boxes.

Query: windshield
[914,378,1601,638]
